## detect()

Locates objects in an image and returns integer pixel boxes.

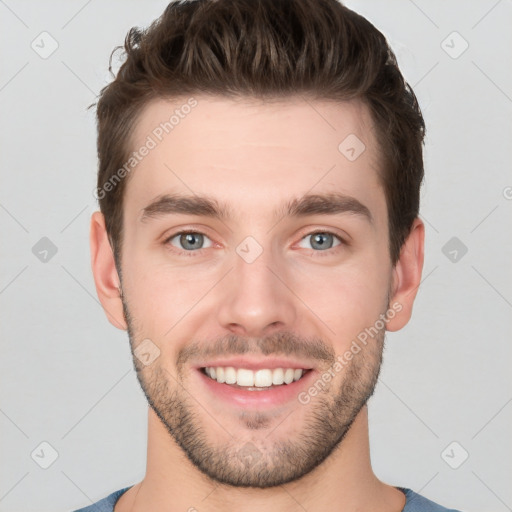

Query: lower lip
[196,368,316,408]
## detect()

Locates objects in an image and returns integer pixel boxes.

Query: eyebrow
[139,192,373,224]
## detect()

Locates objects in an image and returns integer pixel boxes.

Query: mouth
[194,359,317,408]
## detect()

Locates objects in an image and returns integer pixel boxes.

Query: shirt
[72,485,463,511]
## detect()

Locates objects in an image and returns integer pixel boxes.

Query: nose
[216,242,298,338]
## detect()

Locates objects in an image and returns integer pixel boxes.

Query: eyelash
[163,229,347,258]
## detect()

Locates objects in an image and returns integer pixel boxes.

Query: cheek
[289,254,391,341]
[127,269,190,311]
[122,256,218,341]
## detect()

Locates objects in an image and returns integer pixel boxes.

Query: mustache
[176,331,336,371]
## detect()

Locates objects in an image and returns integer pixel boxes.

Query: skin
[90,95,424,512]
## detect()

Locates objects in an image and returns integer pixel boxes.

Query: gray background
[1,1,511,511]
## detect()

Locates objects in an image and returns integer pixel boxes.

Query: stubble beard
[122,296,385,488]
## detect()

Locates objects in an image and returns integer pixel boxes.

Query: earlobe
[89,211,128,330]
[386,218,425,332]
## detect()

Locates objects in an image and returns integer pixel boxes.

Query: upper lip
[195,356,315,371]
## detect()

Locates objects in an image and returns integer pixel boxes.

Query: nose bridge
[216,235,297,336]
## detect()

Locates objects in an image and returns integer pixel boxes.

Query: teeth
[283,368,295,384]
[272,368,284,385]
[224,366,237,384]
[254,369,272,387]
[203,366,305,387]
[216,367,225,383]
[237,368,254,386]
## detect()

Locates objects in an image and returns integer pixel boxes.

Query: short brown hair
[95,0,425,269]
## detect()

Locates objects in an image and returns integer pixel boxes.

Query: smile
[197,365,316,408]
[202,366,309,389]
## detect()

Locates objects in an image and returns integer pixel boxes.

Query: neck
[115,405,406,512]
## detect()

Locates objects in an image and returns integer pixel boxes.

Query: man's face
[119,95,394,487]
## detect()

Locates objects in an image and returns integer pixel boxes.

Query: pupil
[181,233,202,250]
[313,233,332,250]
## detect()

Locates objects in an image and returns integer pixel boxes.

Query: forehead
[131,94,376,158]
[123,95,384,223]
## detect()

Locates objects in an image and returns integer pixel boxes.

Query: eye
[165,231,213,253]
[163,229,345,256]
[297,231,343,251]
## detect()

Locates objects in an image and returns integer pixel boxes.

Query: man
[76,0,463,510]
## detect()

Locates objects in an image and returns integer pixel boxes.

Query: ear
[89,211,127,330]
[386,217,425,332]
